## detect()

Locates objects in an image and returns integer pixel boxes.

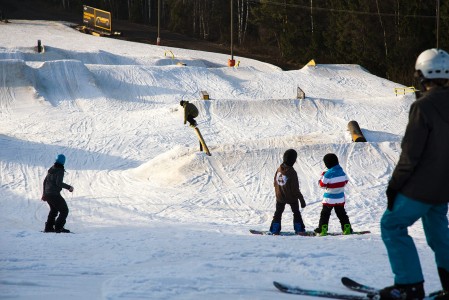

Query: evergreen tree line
[49,0,448,85]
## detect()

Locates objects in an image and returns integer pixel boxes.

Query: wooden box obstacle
[201,91,210,100]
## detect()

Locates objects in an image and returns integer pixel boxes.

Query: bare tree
[375,0,388,60]
[61,0,70,9]
[395,0,401,41]
[310,0,314,36]
[237,0,250,45]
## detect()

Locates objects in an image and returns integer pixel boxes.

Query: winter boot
[343,224,353,235]
[314,224,328,236]
[432,268,449,299]
[269,222,281,235]
[379,282,425,300]
[439,268,449,292]
[319,224,328,236]
[44,222,55,232]
[55,227,71,233]
[294,223,305,234]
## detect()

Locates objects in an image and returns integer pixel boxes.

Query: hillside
[0,20,441,300]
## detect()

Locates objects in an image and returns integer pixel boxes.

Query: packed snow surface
[1,20,445,299]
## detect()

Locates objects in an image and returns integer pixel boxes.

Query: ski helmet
[415,49,449,80]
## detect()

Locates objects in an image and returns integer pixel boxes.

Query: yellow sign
[394,86,418,96]
[83,6,111,33]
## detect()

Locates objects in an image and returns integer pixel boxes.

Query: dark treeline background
[41,0,448,85]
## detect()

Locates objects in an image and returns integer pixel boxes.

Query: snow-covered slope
[0,20,442,300]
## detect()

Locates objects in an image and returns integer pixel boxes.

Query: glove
[300,199,306,208]
[386,186,398,211]
[68,186,74,193]
[41,194,47,201]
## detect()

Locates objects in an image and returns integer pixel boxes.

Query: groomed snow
[0,20,445,299]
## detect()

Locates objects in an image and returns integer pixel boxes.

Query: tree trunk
[375,0,388,75]
[310,0,313,36]
[237,0,249,45]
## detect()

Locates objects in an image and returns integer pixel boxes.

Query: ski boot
[379,282,424,300]
[430,290,449,300]
[435,268,449,300]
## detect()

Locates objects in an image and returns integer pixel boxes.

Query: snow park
[0,20,447,299]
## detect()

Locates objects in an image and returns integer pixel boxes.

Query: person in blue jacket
[41,154,74,233]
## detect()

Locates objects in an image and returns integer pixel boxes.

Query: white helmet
[415,48,449,79]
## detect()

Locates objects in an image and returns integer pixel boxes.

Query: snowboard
[250,229,315,236]
[250,229,370,237]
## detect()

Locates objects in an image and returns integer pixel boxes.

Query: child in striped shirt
[314,153,352,236]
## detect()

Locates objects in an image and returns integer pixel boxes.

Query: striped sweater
[318,164,348,206]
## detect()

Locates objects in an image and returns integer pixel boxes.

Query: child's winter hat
[55,154,66,165]
[283,149,297,167]
[323,153,338,169]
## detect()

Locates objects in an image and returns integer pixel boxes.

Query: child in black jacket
[270,149,307,235]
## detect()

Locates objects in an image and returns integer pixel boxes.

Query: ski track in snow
[1,20,446,299]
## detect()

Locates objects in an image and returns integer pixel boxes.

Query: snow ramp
[33,59,103,106]
[0,59,41,115]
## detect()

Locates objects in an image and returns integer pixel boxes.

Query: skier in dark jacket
[180,100,199,127]
[41,154,74,233]
[270,149,307,235]
[379,49,449,300]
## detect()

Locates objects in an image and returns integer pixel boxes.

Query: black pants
[272,201,304,225]
[187,115,197,126]
[46,194,69,230]
[318,205,350,231]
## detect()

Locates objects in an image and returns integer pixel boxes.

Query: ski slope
[0,20,444,299]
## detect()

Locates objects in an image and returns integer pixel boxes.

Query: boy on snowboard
[180,100,199,127]
[314,153,352,236]
[41,154,74,233]
[270,149,307,235]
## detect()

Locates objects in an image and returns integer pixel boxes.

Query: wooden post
[194,127,211,156]
[297,86,305,100]
[348,120,367,142]
[37,40,43,53]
